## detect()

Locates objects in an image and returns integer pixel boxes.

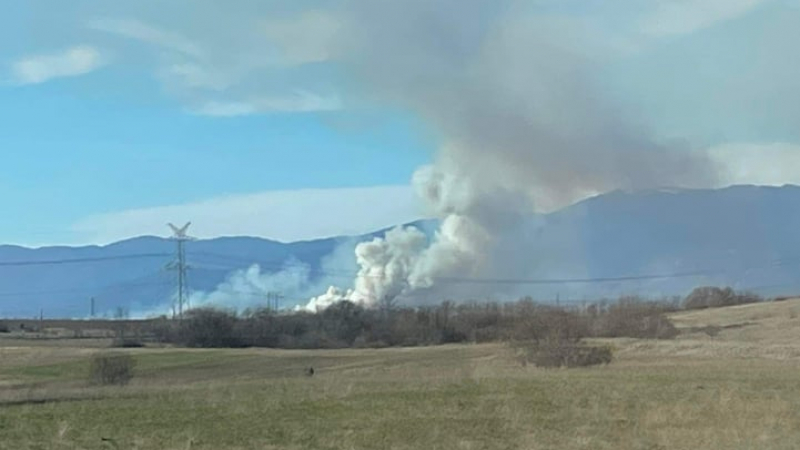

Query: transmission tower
[166,222,193,319]
[267,291,284,312]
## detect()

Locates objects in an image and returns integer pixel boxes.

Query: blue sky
[4,0,800,246]
[1,1,437,245]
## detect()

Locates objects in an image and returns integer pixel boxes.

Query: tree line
[149,285,766,349]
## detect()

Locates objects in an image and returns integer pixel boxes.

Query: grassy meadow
[4,300,800,449]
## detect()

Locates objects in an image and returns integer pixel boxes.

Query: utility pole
[167,222,193,320]
[267,291,284,312]
[90,297,95,318]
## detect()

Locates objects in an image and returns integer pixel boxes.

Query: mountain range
[2,184,800,318]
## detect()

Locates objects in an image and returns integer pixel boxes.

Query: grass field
[4,301,800,449]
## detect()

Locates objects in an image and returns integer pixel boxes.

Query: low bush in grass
[589,297,679,339]
[177,308,245,348]
[111,338,145,348]
[683,286,764,310]
[513,338,613,368]
[0,321,8,333]
[89,353,135,386]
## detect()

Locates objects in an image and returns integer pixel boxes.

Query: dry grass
[602,297,800,361]
[671,297,800,329]
[4,301,800,449]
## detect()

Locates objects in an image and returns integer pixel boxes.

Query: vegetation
[513,339,613,368]
[3,341,800,449]
[588,296,680,339]
[159,296,678,349]
[111,338,145,348]
[683,286,764,310]
[89,353,135,386]
[2,299,800,448]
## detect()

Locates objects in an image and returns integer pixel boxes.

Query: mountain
[2,186,800,317]
[525,185,800,300]
[0,221,431,318]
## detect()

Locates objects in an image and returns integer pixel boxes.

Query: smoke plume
[298,0,718,309]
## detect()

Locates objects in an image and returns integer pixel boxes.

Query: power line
[0,269,172,300]
[0,249,766,289]
[194,249,800,285]
[0,253,171,267]
[4,247,800,308]
[434,270,718,286]
[189,251,781,285]
[0,280,170,298]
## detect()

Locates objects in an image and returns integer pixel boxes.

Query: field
[4,301,800,449]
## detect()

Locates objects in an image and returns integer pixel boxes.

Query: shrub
[0,321,8,333]
[178,308,244,348]
[592,297,678,339]
[683,287,764,310]
[351,335,370,348]
[111,338,145,348]
[89,353,135,386]
[509,303,589,344]
[295,330,346,349]
[514,339,612,368]
[149,317,177,343]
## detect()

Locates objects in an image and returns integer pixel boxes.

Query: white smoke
[133,261,316,317]
[301,226,429,310]
[131,238,362,315]
[304,286,351,312]
[190,262,311,311]
[175,1,723,312]
[298,1,719,310]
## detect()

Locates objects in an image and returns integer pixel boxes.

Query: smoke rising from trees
[298,0,718,309]
[171,1,721,311]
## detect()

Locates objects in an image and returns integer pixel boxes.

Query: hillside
[528,184,800,299]
[2,185,800,317]
[670,298,800,346]
[615,298,800,361]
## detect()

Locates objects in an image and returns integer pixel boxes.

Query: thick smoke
[300,1,718,309]
[133,262,315,317]
[189,262,311,311]
[133,239,362,316]
[305,226,428,309]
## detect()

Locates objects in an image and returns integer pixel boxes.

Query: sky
[3,0,800,246]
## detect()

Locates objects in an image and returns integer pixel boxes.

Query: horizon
[4,182,800,250]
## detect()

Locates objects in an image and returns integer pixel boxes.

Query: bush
[509,303,589,343]
[591,297,678,339]
[111,338,145,348]
[178,308,244,348]
[0,321,8,333]
[295,330,346,349]
[150,317,177,343]
[514,339,612,368]
[683,287,764,310]
[89,353,135,386]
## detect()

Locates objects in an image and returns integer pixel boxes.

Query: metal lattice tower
[167,222,193,319]
[267,291,284,312]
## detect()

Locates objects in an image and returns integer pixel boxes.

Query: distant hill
[0,221,431,318]
[2,186,800,317]
[524,185,800,300]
